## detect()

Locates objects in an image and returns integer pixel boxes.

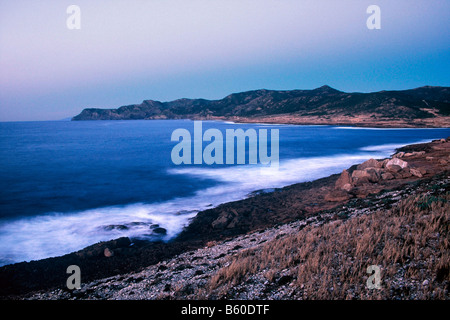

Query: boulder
[410,168,423,178]
[357,159,381,170]
[398,168,412,178]
[352,168,381,184]
[388,165,402,173]
[385,158,408,170]
[404,151,425,157]
[152,227,168,235]
[335,169,352,191]
[380,159,390,168]
[104,248,114,257]
[352,169,370,180]
[381,172,394,180]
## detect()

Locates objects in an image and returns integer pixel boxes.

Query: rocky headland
[72,86,450,128]
[1,138,449,299]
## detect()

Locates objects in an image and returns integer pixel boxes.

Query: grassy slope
[204,192,449,299]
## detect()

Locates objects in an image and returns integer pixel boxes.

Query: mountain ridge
[72,85,450,127]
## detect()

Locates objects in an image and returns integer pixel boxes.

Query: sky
[0,0,449,121]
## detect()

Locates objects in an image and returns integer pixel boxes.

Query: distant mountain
[72,86,450,127]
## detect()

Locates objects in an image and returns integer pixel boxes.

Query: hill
[72,86,450,127]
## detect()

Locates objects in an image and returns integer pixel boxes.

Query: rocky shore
[1,138,449,299]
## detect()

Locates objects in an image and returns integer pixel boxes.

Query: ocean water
[0,120,448,266]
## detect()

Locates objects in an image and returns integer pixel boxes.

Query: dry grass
[204,192,449,299]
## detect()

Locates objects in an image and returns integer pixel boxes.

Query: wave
[0,201,201,266]
[359,139,435,153]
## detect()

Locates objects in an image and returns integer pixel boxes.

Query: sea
[0,120,448,266]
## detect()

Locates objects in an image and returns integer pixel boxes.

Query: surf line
[171,121,279,167]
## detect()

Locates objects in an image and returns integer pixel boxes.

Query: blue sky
[0,0,449,121]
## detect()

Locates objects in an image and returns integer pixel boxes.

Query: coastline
[186,115,450,128]
[0,136,449,298]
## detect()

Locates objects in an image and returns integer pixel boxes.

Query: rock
[387,165,402,173]
[74,237,131,259]
[335,169,352,191]
[439,138,446,143]
[352,169,370,180]
[352,168,381,184]
[404,152,414,157]
[439,159,448,165]
[212,213,232,229]
[357,159,381,170]
[341,183,352,192]
[109,237,132,248]
[367,168,382,182]
[398,168,412,178]
[152,227,167,235]
[385,158,408,170]
[381,172,394,180]
[393,152,405,158]
[410,168,423,178]
[426,156,434,161]
[103,224,129,231]
[404,151,426,157]
[104,248,114,257]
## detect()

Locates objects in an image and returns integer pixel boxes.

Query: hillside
[72,86,450,127]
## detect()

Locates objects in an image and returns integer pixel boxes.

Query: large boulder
[381,172,395,180]
[385,158,408,170]
[357,158,381,170]
[352,168,382,184]
[335,169,352,191]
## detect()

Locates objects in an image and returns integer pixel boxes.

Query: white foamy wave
[0,201,203,266]
[359,139,434,153]
[170,154,370,191]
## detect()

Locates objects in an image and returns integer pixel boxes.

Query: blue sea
[0,120,448,266]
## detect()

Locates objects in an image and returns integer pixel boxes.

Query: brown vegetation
[205,192,449,299]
